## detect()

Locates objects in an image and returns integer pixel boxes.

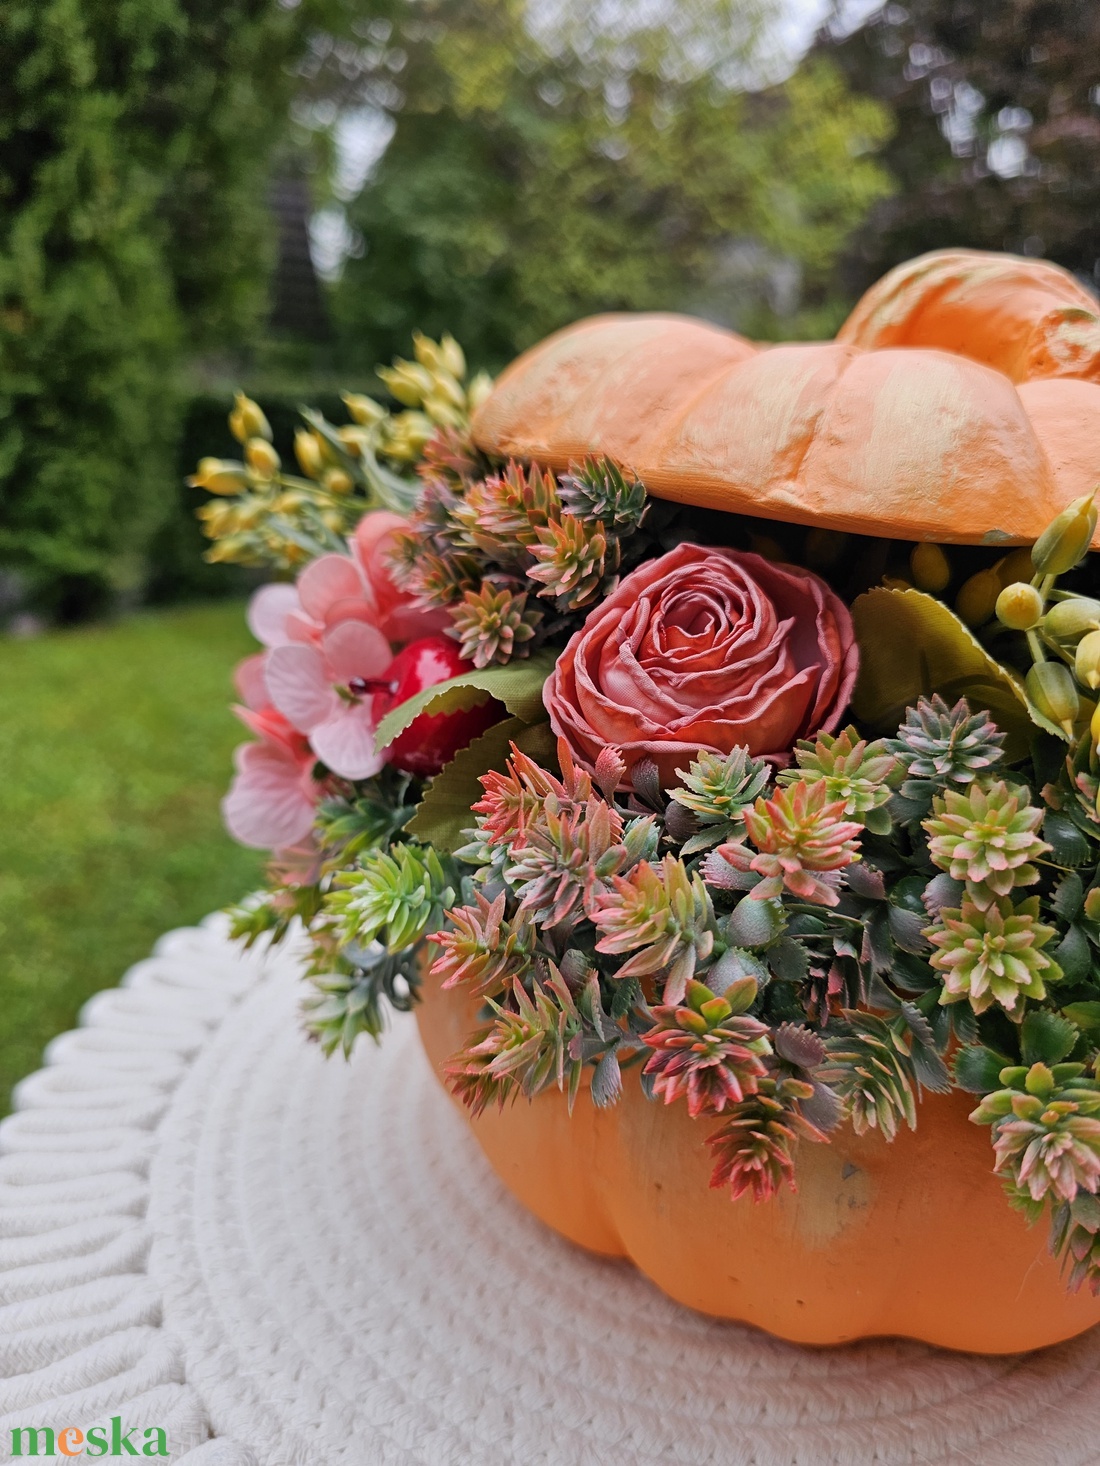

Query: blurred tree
[329,0,893,369]
[0,0,345,616]
[816,0,1100,294]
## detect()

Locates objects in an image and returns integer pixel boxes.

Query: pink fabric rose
[544,544,858,790]
[222,654,322,849]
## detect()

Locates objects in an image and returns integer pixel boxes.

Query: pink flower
[246,512,446,654]
[264,619,393,780]
[223,656,322,850]
[351,512,449,643]
[544,544,858,791]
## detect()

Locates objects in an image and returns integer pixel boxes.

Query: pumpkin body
[472,249,1100,548]
[415,964,1100,1353]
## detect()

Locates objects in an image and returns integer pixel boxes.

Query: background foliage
[0,0,349,617]
[0,603,262,1115]
[816,0,1100,293]
[332,0,893,367]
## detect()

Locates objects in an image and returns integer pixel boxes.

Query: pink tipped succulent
[592,855,715,1004]
[707,1076,825,1203]
[927,894,1061,1014]
[642,978,771,1117]
[430,891,532,998]
[710,778,862,906]
[924,779,1050,908]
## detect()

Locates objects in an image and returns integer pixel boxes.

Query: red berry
[377,635,501,778]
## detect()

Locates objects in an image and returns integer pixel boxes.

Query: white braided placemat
[4,918,1100,1465]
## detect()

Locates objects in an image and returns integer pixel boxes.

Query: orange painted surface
[472,248,1100,549]
[416,966,1100,1353]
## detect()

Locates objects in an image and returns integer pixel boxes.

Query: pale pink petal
[285,609,322,645]
[297,553,374,623]
[234,652,269,709]
[351,510,409,571]
[247,583,301,647]
[381,601,452,643]
[310,704,385,779]
[233,702,302,751]
[223,741,318,849]
[326,597,384,628]
[265,644,338,732]
[322,620,393,683]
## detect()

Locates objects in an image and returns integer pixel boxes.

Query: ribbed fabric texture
[3,916,1100,1464]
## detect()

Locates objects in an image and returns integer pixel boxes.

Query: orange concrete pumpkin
[418,250,1100,1352]
[415,962,1100,1354]
[471,248,1100,548]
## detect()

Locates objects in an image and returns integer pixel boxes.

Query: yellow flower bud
[383,411,434,462]
[428,369,466,410]
[995,581,1044,631]
[995,547,1035,587]
[1026,660,1081,736]
[466,370,493,413]
[322,466,354,496]
[228,392,271,444]
[377,360,434,408]
[1075,629,1100,690]
[341,392,386,427]
[244,437,280,479]
[1084,887,1100,922]
[233,498,265,530]
[321,509,346,533]
[335,425,372,457]
[411,330,444,373]
[909,542,951,593]
[955,568,1001,628]
[1043,597,1100,642]
[439,332,466,380]
[205,535,251,563]
[422,391,464,429]
[196,500,236,536]
[294,429,324,480]
[188,457,248,494]
[273,490,308,513]
[1032,492,1098,577]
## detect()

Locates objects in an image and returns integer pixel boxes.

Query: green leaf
[1021,1009,1079,1066]
[953,1045,1012,1093]
[1052,871,1085,921]
[1052,923,1092,983]
[406,716,546,853]
[1045,810,1091,868]
[374,650,556,752]
[591,1050,622,1109]
[767,935,810,982]
[849,587,1033,758]
[1062,1001,1100,1034]
[725,895,785,948]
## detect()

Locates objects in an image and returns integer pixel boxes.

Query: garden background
[1,0,1098,1113]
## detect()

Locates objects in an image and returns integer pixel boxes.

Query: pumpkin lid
[471,249,1100,548]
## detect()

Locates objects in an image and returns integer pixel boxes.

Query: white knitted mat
[4,919,1100,1466]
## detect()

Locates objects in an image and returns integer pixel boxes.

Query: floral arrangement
[195,332,1100,1295]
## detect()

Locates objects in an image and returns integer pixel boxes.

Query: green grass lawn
[0,603,265,1115]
